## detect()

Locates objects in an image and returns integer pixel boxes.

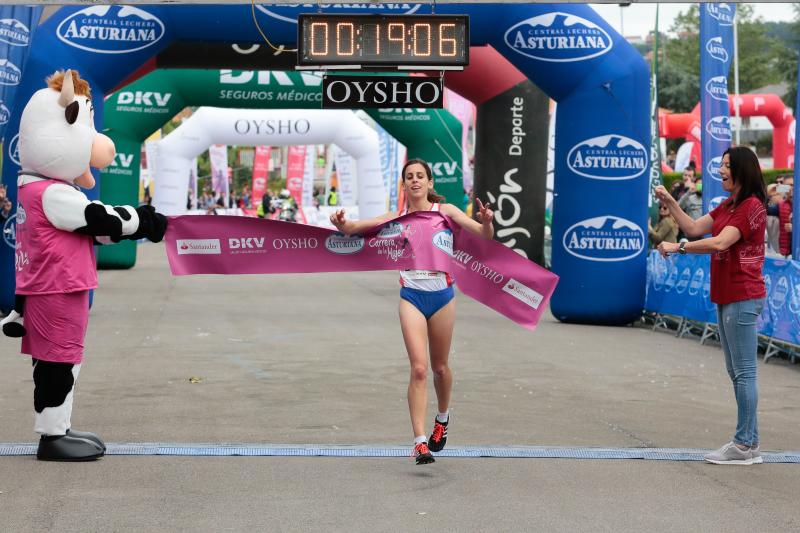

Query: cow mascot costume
[0,70,167,461]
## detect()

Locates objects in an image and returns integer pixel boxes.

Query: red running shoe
[413,441,435,465]
[428,418,448,452]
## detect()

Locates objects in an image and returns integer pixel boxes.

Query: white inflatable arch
[151,107,384,217]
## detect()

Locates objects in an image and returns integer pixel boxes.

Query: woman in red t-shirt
[655,146,767,466]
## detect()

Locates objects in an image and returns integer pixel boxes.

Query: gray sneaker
[704,442,760,465]
[750,444,763,464]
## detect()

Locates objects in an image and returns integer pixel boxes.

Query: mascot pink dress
[0,70,167,461]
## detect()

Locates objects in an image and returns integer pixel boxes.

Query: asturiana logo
[502,278,544,309]
[0,59,21,86]
[708,3,735,25]
[325,233,364,255]
[432,229,453,256]
[709,196,726,210]
[57,6,165,54]
[675,267,692,294]
[377,222,404,238]
[0,18,31,46]
[706,37,729,63]
[688,267,704,296]
[176,239,221,255]
[770,275,789,310]
[8,133,19,166]
[705,76,729,101]
[504,12,613,63]
[3,214,15,249]
[789,280,800,314]
[567,134,647,180]
[0,102,10,125]
[707,156,723,182]
[706,116,732,141]
[562,215,644,262]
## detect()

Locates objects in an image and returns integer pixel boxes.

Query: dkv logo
[706,156,723,182]
[505,12,613,62]
[567,134,647,180]
[706,37,729,63]
[117,91,171,107]
[708,3,735,25]
[0,59,21,86]
[0,18,31,46]
[706,116,732,142]
[705,76,729,102]
[57,6,165,54]
[562,215,644,262]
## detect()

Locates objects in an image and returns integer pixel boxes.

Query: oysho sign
[56,6,165,54]
[567,134,647,180]
[323,76,442,109]
[234,118,311,136]
[504,12,613,63]
[562,215,644,262]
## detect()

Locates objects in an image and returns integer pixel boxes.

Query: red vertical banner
[286,145,307,204]
[252,145,271,207]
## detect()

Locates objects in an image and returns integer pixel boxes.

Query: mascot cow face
[18,69,115,188]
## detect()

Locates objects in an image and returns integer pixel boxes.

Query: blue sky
[590,3,796,39]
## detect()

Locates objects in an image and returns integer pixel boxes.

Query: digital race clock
[297,14,469,70]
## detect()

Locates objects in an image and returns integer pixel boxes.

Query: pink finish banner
[165,212,559,330]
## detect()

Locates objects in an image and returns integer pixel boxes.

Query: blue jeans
[716,298,764,447]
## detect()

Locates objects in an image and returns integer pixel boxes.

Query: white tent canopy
[151,107,385,217]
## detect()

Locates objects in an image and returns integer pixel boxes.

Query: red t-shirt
[709,196,766,305]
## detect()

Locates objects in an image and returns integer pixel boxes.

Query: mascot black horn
[1,69,167,461]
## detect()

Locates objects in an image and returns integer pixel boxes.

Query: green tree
[660,4,785,112]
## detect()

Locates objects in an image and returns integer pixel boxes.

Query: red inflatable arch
[659,94,795,169]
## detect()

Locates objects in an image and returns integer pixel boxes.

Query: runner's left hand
[476,198,494,225]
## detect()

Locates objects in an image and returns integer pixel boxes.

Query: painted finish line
[1,444,800,463]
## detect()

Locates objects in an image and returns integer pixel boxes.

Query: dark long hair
[402,158,446,203]
[723,146,767,207]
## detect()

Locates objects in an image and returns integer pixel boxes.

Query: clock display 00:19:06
[298,14,469,66]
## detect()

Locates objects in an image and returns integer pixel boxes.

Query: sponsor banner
[504,12,613,63]
[252,145,270,207]
[56,6,165,55]
[165,210,559,331]
[700,3,736,214]
[209,144,229,199]
[445,89,475,193]
[474,80,549,265]
[332,145,357,206]
[646,252,800,346]
[322,75,443,109]
[301,145,315,207]
[285,145,306,204]
[0,5,40,141]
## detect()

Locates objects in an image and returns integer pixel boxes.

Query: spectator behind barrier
[648,202,678,247]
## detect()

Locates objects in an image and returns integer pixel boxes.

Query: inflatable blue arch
[2,4,650,325]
